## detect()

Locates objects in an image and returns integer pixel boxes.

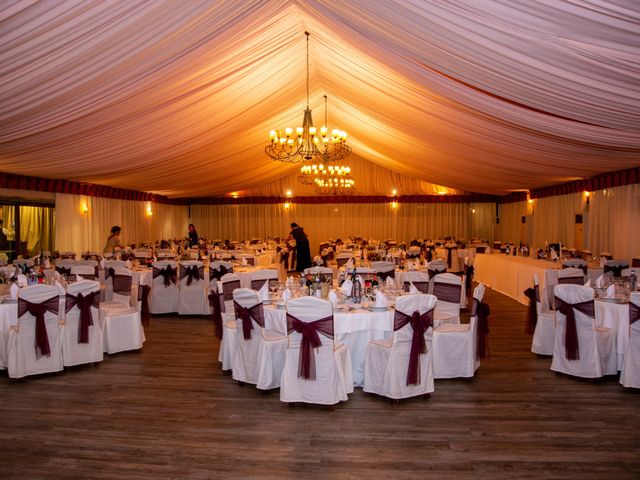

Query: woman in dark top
[188,224,199,248]
[287,222,311,272]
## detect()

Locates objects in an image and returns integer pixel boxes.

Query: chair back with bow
[336,252,355,268]
[55,259,77,277]
[59,251,77,260]
[371,261,395,280]
[432,273,462,319]
[303,266,333,284]
[70,265,97,281]
[156,249,175,260]
[220,273,242,313]
[426,259,447,279]
[233,288,265,341]
[179,261,205,287]
[65,280,100,345]
[562,259,588,275]
[554,284,596,361]
[604,259,629,278]
[152,261,178,288]
[402,271,429,293]
[17,284,61,359]
[285,296,334,381]
[110,267,134,305]
[209,261,233,282]
[250,268,279,291]
[557,267,585,285]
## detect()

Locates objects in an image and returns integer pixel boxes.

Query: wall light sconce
[146,202,153,217]
[81,202,89,215]
[284,200,292,210]
[584,190,590,205]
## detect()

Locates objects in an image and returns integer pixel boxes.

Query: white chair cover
[557,267,586,285]
[100,269,145,354]
[149,261,179,314]
[70,264,98,280]
[620,292,640,389]
[364,293,436,399]
[430,273,462,326]
[7,284,63,378]
[531,273,556,355]
[432,284,486,379]
[550,284,617,378]
[249,268,279,291]
[401,271,429,293]
[335,252,355,268]
[217,273,241,371]
[371,261,395,278]
[178,260,209,315]
[62,280,103,367]
[303,266,334,283]
[231,288,287,389]
[102,260,127,301]
[280,296,353,405]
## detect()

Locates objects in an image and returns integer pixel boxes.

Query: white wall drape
[54,194,188,254]
[191,202,495,253]
[530,193,583,249]
[498,201,527,244]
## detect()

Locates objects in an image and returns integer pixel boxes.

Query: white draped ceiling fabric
[0,1,638,197]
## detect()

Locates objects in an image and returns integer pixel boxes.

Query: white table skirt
[263,305,394,387]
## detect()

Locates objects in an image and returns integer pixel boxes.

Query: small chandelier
[298,163,351,185]
[314,175,355,195]
[266,32,351,164]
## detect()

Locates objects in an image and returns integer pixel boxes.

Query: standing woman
[103,226,122,253]
[188,224,199,248]
[287,222,311,272]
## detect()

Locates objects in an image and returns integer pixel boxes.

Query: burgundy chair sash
[475,246,486,254]
[427,268,446,280]
[632,259,640,268]
[433,282,461,304]
[245,257,256,267]
[233,301,265,340]
[377,270,395,281]
[445,246,455,268]
[104,267,116,280]
[153,265,177,287]
[180,265,204,286]
[403,281,429,293]
[55,266,71,277]
[394,308,434,386]
[209,291,223,339]
[251,279,268,291]
[137,285,151,326]
[222,280,241,302]
[629,302,640,325]
[523,285,539,335]
[286,313,334,380]
[604,264,625,278]
[18,295,59,358]
[112,274,132,296]
[464,265,474,292]
[209,265,231,282]
[426,246,435,262]
[472,299,491,359]
[555,296,595,361]
[65,291,99,343]
[558,276,584,285]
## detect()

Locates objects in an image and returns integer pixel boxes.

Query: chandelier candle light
[266,32,352,169]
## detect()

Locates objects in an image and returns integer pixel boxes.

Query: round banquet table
[263,304,394,387]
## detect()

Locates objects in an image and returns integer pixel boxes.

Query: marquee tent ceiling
[0,0,638,198]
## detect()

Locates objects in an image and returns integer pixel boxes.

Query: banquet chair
[100,269,145,354]
[303,266,333,283]
[431,273,463,326]
[557,267,585,285]
[562,259,588,275]
[59,251,77,260]
[156,249,175,260]
[550,284,617,378]
[55,258,77,277]
[364,293,436,399]
[62,280,103,367]
[70,264,98,281]
[355,267,376,275]
[236,253,256,266]
[371,261,395,281]
[231,288,287,389]
[81,251,102,262]
[402,271,429,293]
[604,259,629,278]
[178,260,209,315]
[280,296,353,405]
[6,284,63,378]
[407,246,421,259]
[249,268,279,291]
[103,260,128,301]
[432,284,487,379]
[149,260,179,314]
[217,273,241,371]
[529,273,556,355]
[336,252,355,268]
[620,292,640,389]
[426,260,447,279]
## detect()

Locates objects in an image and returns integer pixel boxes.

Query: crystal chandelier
[314,175,355,195]
[265,32,351,164]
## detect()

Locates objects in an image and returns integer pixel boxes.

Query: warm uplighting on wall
[391,200,398,209]
[80,202,89,215]
[286,190,293,197]
[471,208,476,214]
[390,189,398,209]
[145,202,153,217]
[391,189,397,196]
[284,200,292,209]
[230,192,239,198]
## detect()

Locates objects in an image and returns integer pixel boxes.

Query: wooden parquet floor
[1,287,639,480]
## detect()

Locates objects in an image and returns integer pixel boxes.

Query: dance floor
[1,287,639,480]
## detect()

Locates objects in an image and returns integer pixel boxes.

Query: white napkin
[341,278,353,297]
[241,257,248,265]
[9,283,19,299]
[17,274,28,287]
[409,282,420,294]
[604,284,616,299]
[584,280,591,288]
[345,258,354,269]
[386,276,395,288]
[595,274,604,288]
[281,288,292,302]
[550,249,558,260]
[258,282,270,302]
[76,274,84,281]
[407,261,416,271]
[374,290,389,308]
[328,289,339,306]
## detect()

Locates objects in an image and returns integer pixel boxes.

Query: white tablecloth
[263,305,394,387]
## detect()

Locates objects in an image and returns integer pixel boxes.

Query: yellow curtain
[19,206,56,256]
